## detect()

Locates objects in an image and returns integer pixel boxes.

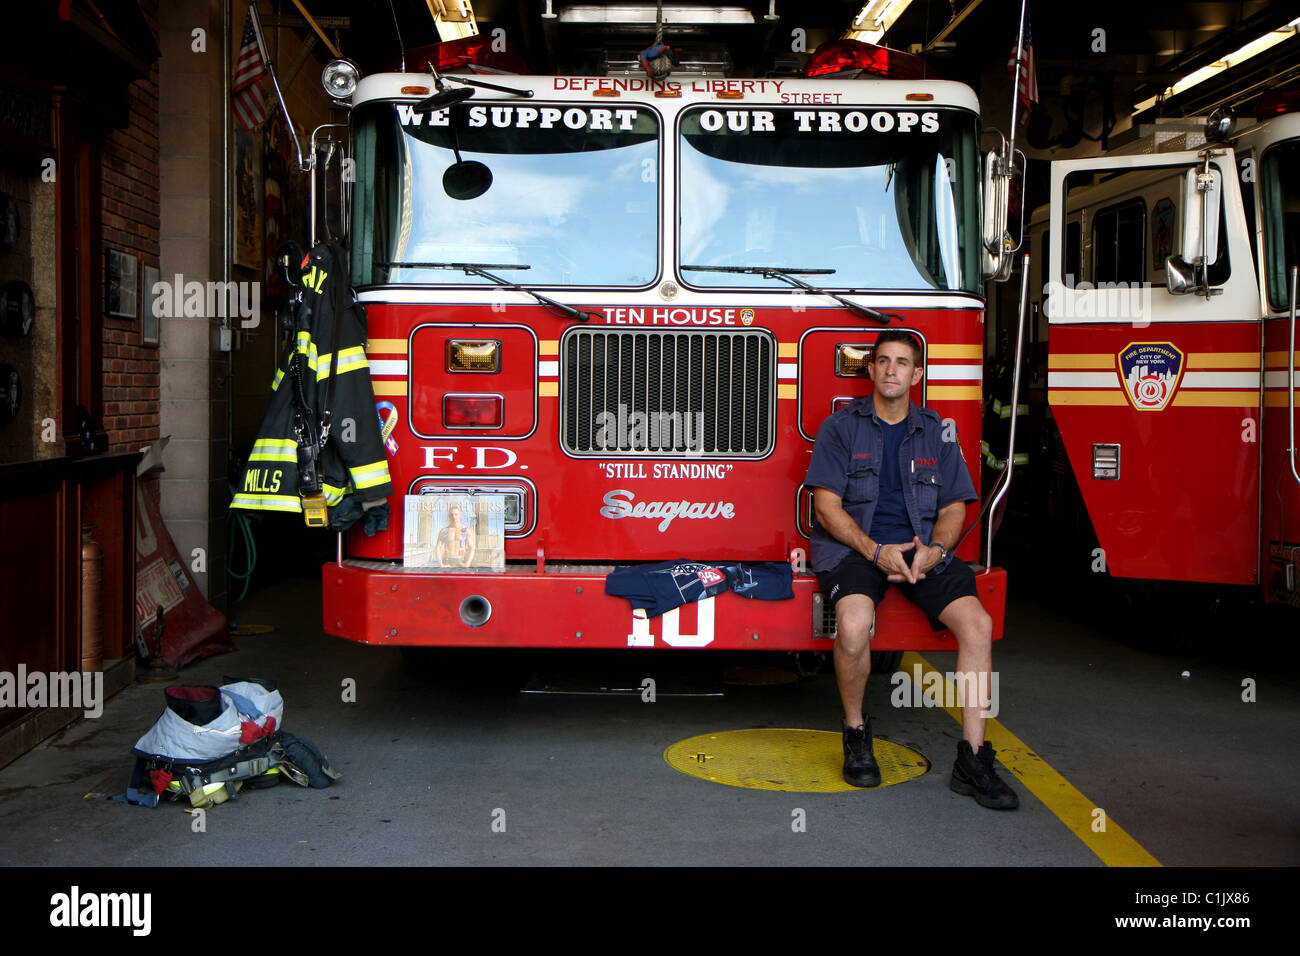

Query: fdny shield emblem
[1118,342,1185,411]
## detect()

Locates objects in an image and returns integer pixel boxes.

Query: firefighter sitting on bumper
[804,329,1017,809]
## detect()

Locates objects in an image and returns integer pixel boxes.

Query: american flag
[1006,10,1039,120]
[233,6,269,130]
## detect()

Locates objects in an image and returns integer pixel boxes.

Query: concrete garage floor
[0,575,1297,868]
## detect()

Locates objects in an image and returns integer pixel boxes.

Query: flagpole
[1007,0,1028,158]
[248,0,307,170]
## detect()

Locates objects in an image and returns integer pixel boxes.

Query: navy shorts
[817,549,979,632]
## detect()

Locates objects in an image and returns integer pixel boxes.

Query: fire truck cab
[1028,102,1300,600]
[314,42,1012,651]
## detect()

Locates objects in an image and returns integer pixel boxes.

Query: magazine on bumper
[403,494,505,570]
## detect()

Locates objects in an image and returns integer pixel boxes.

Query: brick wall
[101,4,161,455]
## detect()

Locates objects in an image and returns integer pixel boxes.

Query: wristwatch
[930,541,950,561]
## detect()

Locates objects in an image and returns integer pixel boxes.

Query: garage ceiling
[274,0,1300,122]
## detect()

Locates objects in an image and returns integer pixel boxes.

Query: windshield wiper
[378,261,603,322]
[680,265,896,325]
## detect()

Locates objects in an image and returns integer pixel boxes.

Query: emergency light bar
[1255,88,1300,117]
[806,38,930,79]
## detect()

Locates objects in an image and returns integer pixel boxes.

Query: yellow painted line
[779,342,798,358]
[1187,352,1258,369]
[1049,353,1115,369]
[778,383,797,399]
[372,381,407,397]
[1264,351,1292,366]
[539,339,559,356]
[904,652,1161,867]
[1050,390,1128,406]
[1265,392,1299,407]
[926,385,981,401]
[1171,391,1258,407]
[367,338,408,353]
[928,343,982,359]
[538,381,559,397]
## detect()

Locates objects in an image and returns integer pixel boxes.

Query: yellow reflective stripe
[334,346,368,373]
[1012,453,1029,464]
[315,346,369,380]
[249,439,297,462]
[321,483,347,505]
[349,461,391,490]
[295,333,319,370]
[271,368,285,392]
[231,494,302,513]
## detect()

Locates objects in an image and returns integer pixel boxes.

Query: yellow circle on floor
[664,729,930,792]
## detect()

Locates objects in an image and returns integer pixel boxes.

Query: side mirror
[1180,166,1221,266]
[1164,255,1198,295]
[981,146,1021,282]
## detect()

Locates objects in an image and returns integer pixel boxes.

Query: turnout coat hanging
[232,240,393,529]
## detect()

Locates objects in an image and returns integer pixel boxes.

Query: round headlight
[322,59,361,100]
[1206,108,1236,142]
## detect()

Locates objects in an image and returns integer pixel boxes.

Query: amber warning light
[448,339,501,372]
[836,343,875,377]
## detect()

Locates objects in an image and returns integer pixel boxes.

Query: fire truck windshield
[677,106,981,294]
[350,101,659,288]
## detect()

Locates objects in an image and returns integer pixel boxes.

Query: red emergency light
[1254,88,1300,118]
[806,38,932,80]
[444,394,503,429]
[403,35,530,76]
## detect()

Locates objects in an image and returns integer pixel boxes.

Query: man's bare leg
[937,594,994,746]
[833,593,876,727]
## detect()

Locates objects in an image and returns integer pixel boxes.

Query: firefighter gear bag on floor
[231,239,393,531]
[120,679,340,809]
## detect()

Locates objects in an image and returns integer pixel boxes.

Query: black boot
[950,740,1019,809]
[842,718,881,788]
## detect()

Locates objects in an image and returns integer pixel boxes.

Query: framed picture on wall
[141,265,160,347]
[105,249,139,319]
[235,127,264,269]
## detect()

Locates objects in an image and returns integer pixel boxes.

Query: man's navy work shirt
[804,397,978,573]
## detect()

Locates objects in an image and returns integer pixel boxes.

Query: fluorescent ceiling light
[559,5,755,25]
[1133,16,1300,113]
[428,0,479,41]
[843,0,913,44]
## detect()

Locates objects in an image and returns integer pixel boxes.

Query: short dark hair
[874,329,922,366]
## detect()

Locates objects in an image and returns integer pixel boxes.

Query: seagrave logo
[0,666,103,718]
[889,664,999,718]
[600,489,735,532]
[50,886,151,935]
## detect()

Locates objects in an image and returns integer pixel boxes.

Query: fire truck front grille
[560,329,775,457]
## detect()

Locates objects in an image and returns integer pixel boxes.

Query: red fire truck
[1026,97,1300,604]
[307,38,1016,651]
